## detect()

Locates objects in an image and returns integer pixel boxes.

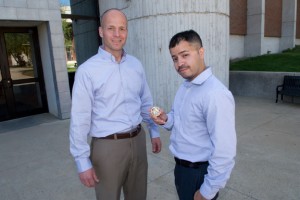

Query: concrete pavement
[0,96,299,200]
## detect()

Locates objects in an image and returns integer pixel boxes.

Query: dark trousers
[174,163,218,200]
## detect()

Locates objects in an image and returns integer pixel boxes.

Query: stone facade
[230,0,299,59]
[0,0,71,119]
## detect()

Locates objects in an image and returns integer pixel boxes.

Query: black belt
[97,124,141,140]
[174,157,208,169]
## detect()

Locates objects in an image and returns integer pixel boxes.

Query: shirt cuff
[200,182,218,200]
[75,157,93,173]
[149,125,160,138]
[162,113,173,129]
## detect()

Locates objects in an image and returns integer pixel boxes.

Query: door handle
[2,79,12,88]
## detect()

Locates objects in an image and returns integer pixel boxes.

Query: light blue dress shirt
[163,67,236,199]
[70,47,159,173]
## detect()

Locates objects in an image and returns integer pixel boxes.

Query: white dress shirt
[163,67,236,199]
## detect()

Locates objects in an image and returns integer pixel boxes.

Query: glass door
[0,27,48,121]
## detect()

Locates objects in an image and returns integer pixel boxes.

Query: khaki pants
[91,128,148,200]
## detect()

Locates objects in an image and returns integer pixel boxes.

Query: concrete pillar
[99,0,230,109]
[245,0,264,57]
[280,0,297,51]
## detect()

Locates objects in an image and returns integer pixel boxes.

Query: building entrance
[0,27,48,121]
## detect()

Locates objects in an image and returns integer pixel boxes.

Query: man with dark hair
[70,8,161,200]
[169,30,203,49]
[151,30,236,200]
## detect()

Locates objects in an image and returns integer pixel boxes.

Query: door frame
[0,27,48,121]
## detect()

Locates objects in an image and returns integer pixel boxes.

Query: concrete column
[280,0,297,51]
[245,0,264,57]
[99,0,230,109]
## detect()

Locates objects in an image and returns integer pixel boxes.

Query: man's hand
[194,190,208,200]
[151,137,162,153]
[149,107,168,125]
[79,168,99,187]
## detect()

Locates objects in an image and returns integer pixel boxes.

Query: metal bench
[276,75,300,103]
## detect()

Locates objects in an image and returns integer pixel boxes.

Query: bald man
[70,8,161,200]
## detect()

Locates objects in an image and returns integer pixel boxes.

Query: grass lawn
[67,67,77,73]
[67,62,77,73]
[230,45,300,72]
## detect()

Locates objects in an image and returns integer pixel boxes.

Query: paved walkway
[0,97,299,200]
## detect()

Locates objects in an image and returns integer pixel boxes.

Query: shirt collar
[184,67,212,87]
[98,46,127,63]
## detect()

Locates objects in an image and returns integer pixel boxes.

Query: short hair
[100,8,127,26]
[169,30,203,49]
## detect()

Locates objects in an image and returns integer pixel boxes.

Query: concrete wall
[229,71,300,103]
[38,23,59,118]
[230,35,245,59]
[280,0,297,51]
[244,0,264,57]
[0,0,71,119]
[263,37,280,54]
[231,34,287,59]
[231,0,298,59]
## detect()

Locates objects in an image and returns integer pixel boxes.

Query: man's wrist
[159,116,167,125]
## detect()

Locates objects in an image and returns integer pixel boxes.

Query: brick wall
[265,0,282,37]
[230,0,247,35]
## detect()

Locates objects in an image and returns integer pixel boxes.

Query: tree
[62,19,73,47]
[4,33,31,67]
